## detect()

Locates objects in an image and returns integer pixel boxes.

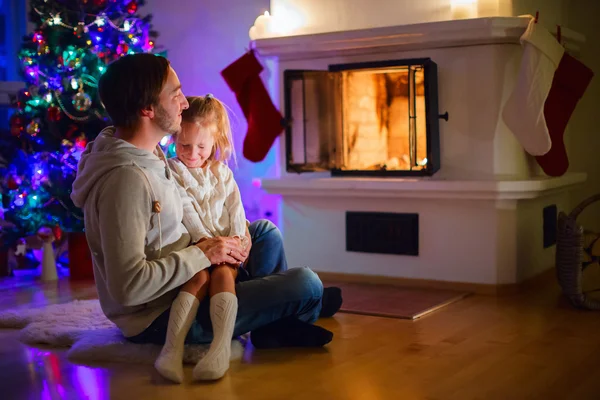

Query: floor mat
[326,281,470,320]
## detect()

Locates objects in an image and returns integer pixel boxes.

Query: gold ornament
[26,120,40,136]
[74,22,88,38]
[38,43,50,55]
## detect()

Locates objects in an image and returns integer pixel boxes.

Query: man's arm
[97,167,210,307]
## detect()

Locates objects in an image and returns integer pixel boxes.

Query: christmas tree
[1,0,160,249]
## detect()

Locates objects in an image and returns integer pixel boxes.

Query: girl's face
[176,121,215,168]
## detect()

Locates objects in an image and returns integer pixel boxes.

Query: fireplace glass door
[284,58,441,177]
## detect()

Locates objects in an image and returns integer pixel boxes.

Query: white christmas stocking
[502,15,565,156]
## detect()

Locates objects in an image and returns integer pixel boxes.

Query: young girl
[154,94,249,383]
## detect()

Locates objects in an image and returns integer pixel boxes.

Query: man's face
[153,67,188,134]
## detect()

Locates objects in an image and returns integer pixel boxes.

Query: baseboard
[315,268,557,296]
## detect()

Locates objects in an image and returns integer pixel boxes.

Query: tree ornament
[7,176,20,190]
[26,119,40,136]
[47,106,62,122]
[10,115,25,137]
[74,22,88,39]
[33,31,44,44]
[72,88,92,112]
[38,44,50,55]
[117,43,129,55]
[52,225,63,242]
[126,1,138,14]
[75,134,87,149]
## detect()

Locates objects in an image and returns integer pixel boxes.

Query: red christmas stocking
[535,53,594,176]
[221,50,284,162]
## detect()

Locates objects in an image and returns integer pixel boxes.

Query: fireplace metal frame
[283,57,442,177]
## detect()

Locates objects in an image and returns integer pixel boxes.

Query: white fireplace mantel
[261,173,587,201]
[253,17,585,60]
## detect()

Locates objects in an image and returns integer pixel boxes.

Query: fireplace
[255,17,586,289]
[284,58,443,176]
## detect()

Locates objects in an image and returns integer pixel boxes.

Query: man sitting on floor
[70,54,343,368]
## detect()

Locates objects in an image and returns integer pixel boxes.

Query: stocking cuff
[520,16,565,68]
[221,50,264,93]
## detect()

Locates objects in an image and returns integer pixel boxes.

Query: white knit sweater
[168,158,247,244]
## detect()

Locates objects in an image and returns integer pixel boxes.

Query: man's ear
[140,105,154,119]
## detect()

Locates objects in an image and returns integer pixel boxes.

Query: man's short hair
[99,54,170,129]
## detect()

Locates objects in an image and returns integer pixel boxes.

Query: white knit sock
[502,16,564,156]
[193,292,238,381]
[154,291,199,383]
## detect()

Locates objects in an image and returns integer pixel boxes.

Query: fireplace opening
[284,58,442,177]
[341,65,427,172]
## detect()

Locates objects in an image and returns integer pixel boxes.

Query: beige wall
[269,0,514,35]
[562,0,600,231]
[269,0,566,35]
[511,0,567,27]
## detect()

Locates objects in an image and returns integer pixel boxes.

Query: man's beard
[154,104,180,135]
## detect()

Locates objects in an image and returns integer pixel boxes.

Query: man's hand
[196,237,247,265]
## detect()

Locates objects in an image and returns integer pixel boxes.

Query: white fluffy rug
[0,299,243,365]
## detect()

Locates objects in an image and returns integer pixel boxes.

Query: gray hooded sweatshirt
[71,127,210,337]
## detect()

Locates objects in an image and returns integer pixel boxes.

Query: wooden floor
[1,271,600,400]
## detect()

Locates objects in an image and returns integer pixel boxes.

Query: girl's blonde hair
[178,94,236,165]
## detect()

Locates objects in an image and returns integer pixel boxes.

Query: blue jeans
[128,219,323,345]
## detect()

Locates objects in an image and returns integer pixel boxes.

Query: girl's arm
[170,161,212,244]
[222,164,249,249]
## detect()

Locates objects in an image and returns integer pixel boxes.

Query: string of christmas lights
[1,0,162,248]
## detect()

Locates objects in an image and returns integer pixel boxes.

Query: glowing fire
[341,67,427,171]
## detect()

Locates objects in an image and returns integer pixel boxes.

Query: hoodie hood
[71,126,171,208]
